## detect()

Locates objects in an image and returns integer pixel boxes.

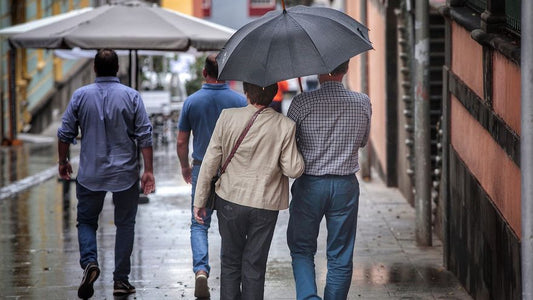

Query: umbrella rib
[224,14,286,84]
[295,11,371,45]
[289,12,372,71]
[284,12,329,73]
[141,7,193,51]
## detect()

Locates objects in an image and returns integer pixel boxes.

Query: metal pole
[8,47,17,141]
[0,39,4,141]
[129,50,133,87]
[132,49,149,203]
[359,0,371,180]
[414,0,431,246]
[521,0,533,297]
[129,50,138,90]
[135,50,139,90]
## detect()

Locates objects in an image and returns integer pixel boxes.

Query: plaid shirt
[287,81,371,176]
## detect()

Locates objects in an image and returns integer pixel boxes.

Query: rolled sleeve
[134,93,153,148]
[57,93,80,144]
[136,132,152,148]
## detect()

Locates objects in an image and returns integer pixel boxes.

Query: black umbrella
[216,4,373,87]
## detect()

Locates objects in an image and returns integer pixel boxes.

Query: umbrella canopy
[8,2,235,51]
[217,5,373,87]
[0,7,93,37]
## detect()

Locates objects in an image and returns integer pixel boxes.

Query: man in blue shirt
[57,49,155,299]
[177,53,246,298]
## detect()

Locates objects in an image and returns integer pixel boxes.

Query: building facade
[442,1,521,298]
[0,0,96,142]
[346,0,522,299]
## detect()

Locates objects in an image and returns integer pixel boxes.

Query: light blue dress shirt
[57,77,153,192]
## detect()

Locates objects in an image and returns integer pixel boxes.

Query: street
[0,132,472,299]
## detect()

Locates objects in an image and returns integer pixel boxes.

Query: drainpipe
[359,0,371,180]
[8,47,17,141]
[130,49,150,203]
[129,50,134,88]
[0,39,4,141]
[521,0,533,298]
[414,0,431,246]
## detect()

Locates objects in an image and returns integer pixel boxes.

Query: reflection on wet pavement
[0,138,58,188]
[0,138,472,299]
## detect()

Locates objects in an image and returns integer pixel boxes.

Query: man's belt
[192,159,202,166]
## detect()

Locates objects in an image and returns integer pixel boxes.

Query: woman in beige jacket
[194,82,304,300]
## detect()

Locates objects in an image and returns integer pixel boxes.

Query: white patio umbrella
[0,1,235,140]
[7,3,234,51]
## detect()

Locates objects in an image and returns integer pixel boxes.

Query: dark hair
[243,82,278,106]
[330,60,349,75]
[204,53,219,78]
[94,49,119,77]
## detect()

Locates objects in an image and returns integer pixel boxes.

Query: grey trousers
[216,196,279,300]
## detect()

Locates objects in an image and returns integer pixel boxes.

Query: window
[505,0,520,33]
[463,0,520,34]
[249,0,276,16]
[202,0,211,18]
[464,0,486,13]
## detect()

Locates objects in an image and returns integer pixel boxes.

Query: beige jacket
[195,105,304,211]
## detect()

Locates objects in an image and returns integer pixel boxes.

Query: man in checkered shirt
[286,60,372,300]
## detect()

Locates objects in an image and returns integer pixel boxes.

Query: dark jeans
[76,181,139,281]
[216,196,279,300]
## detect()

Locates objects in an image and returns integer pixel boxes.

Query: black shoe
[113,280,136,296]
[78,262,100,299]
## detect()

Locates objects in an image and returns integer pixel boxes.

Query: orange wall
[451,96,521,236]
[493,52,521,135]
[451,23,483,98]
[161,0,203,17]
[367,1,387,173]
[346,0,362,93]
[161,0,192,14]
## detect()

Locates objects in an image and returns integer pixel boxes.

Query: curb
[0,156,79,200]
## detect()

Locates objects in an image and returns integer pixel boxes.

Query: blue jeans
[76,181,139,281]
[191,164,213,274]
[287,174,360,300]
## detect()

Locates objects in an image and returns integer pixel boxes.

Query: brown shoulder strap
[219,106,266,174]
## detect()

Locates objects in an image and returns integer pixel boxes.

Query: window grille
[505,0,520,33]
[465,0,487,13]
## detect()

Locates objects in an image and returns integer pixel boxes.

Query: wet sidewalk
[0,134,472,299]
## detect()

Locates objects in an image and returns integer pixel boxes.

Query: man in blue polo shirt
[176,53,246,298]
